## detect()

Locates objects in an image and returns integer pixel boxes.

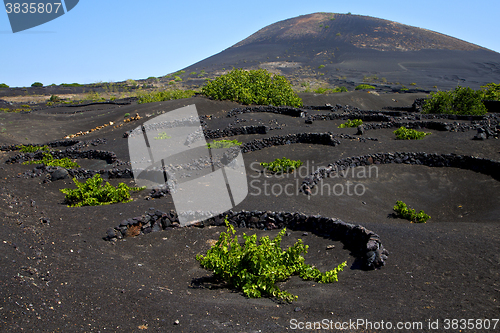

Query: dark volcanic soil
[0,92,499,332]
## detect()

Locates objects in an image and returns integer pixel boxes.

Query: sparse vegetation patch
[18,144,51,153]
[338,119,363,128]
[314,86,347,94]
[60,174,145,207]
[393,201,430,223]
[136,90,196,104]
[260,157,303,174]
[394,127,430,140]
[154,132,172,140]
[355,84,376,90]
[206,139,242,149]
[23,153,80,169]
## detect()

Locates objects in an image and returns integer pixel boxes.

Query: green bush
[60,174,145,207]
[338,119,363,128]
[481,82,500,101]
[314,86,347,94]
[0,83,9,88]
[318,65,325,69]
[60,83,83,87]
[124,113,130,118]
[23,153,80,168]
[18,144,50,153]
[394,127,430,140]
[355,84,375,90]
[126,79,137,87]
[31,82,43,87]
[206,139,242,149]
[422,86,487,115]
[393,201,430,223]
[201,68,303,107]
[49,95,61,102]
[136,89,196,104]
[154,132,172,140]
[260,157,303,174]
[196,220,347,302]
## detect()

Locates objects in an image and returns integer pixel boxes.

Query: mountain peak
[233,12,484,52]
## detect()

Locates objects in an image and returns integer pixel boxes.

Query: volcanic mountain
[184,12,500,90]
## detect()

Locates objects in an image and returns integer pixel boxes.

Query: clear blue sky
[1,0,498,88]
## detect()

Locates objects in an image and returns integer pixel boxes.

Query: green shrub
[60,174,145,207]
[363,75,378,83]
[481,82,500,101]
[154,132,172,140]
[0,83,9,88]
[49,95,61,102]
[124,113,130,118]
[206,139,242,149]
[196,220,347,302]
[313,86,347,94]
[422,86,487,115]
[174,76,182,82]
[333,86,348,93]
[31,82,43,87]
[18,144,51,153]
[23,153,80,168]
[260,157,303,174]
[136,89,196,104]
[126,79,137,87]
[393,201,430,223]
[393,126,430,140]
[355,84,375,90]
[338,119,362,128]
[201,68,303,107]
[318,65,325,69]
[60,83,83,87]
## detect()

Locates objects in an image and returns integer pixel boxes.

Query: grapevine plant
[201,68,303,107]
[206,139,242,149]
[338,119,363,128]
[60,174,145,207]
[136,89,196,104]
[17,144,51,153]
[260,157,303,174]
[196,219,347,302]
[154,132,172,140]
[393,201,430,223]
[394,126,430,140]
[23,153,80,169]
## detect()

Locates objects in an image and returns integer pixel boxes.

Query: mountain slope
[183,13,500,90]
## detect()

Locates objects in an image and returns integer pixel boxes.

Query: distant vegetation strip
[136,90,196,104]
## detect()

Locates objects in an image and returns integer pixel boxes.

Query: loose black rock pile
[104,208,389,270]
